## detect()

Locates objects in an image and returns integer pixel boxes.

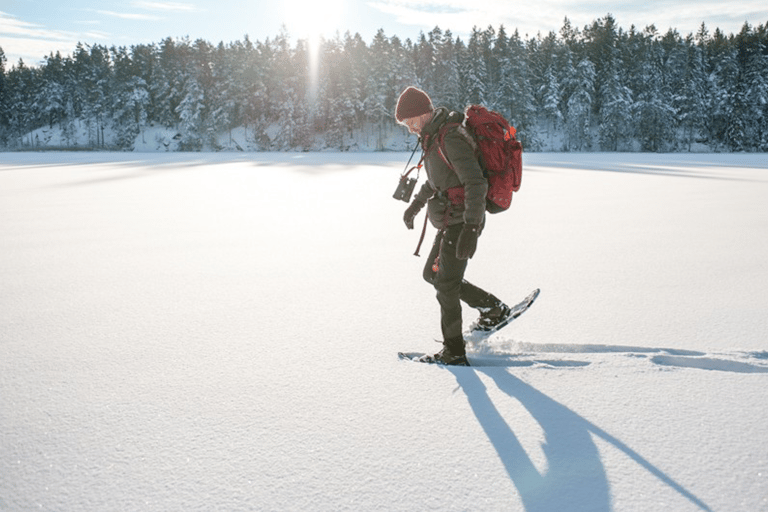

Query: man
[396,86,511,366]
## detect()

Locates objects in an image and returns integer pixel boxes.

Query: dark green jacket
[412,107,487,229]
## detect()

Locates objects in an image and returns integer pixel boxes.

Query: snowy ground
[1,151,767,511]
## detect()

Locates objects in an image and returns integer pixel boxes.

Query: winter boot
[434,338,470,366]
[471,304,512,333]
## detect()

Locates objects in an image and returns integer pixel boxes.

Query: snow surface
[1,151,767,511]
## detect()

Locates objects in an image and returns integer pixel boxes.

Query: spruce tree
[0,47,8,146]
[566,58,596,150]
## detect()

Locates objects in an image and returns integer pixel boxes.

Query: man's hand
[403,200,425,230]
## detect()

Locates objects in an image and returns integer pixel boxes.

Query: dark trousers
[423,224,501,345]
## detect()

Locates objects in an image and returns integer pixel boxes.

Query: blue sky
[1,0,766,67]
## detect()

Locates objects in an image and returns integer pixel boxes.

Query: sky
[1,0,767,67]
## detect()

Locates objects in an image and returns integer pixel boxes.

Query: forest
[0,14,766,152]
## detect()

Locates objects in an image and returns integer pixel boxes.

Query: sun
[281,0,346,108]
[281,0,346,41]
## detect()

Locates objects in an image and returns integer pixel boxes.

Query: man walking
[396,86,511,366]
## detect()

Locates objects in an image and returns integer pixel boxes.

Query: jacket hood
[420,107,464,146]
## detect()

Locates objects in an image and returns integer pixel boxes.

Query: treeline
[0,14,767,152]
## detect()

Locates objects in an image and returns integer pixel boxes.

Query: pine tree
[745,51,768,150]
[599,63,632,151]
[587,16,633,151]
[583,14,620,117]
[389,35,419,107]
[4,59,37,147]
[431,28,461,109]
[414,32,436,93]
[263,30,301,149]
[737,23,768,151]
[343,32,368,131]
[566,58,596,150]
[493,26,518,116]
[465,27,487,105]
[36,52,66,129]
[366,29,393,149]
[389,35,419,149]
[504,30,536,147]
[0,46,8,146]
[152,38,187,129]
[175,76,204,150]
[539,66,563,135]
[556,44,577,128]
[69,44,112,147]
[671,37,709,151]
[479,26,500,111]
[110,46,151,149]
[631,26,677,152]
[239,36,269,147]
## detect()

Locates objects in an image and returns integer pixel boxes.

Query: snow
[1,151,767,511]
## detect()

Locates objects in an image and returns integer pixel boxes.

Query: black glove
[403,200,425,230]
[456,224,480,260]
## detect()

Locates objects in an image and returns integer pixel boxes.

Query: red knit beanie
[395,87,433,122]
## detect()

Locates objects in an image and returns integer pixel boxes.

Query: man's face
[403,117,423,135]
[403,111,435,136]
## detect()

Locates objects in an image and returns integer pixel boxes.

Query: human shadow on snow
[527,155,768,182]
[468,341,768,374]
[451,367,712,512]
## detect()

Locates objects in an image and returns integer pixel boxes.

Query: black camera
[393,175,417,202]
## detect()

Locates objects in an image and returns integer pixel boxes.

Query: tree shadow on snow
[451,367,712,512]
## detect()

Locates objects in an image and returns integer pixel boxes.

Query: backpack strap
[435,122,478,171]
[435,122,460,171]
[434,122,481,206]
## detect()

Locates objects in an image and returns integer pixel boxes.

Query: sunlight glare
[282,0,346,41]
[282,0,346,112]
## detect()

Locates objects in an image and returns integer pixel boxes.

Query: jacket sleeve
[413,180,435,205]
[443,128,487,225]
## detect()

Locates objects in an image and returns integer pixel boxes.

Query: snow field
[1,152,767,511]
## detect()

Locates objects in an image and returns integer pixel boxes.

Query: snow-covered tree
[744,52,768,150]
[2,17,767,152]
[366,29,393,149]
[540,66,563,134]
[631,27,677,152]
[0,46,9,145]
[599,68,632,151]
[669,38,709,151]
[465,27,488,106]
[175,76,204,150]
[36,52,66,129]
[566,59,596,150]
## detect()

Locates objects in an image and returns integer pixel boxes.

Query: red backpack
[437,105,523,213]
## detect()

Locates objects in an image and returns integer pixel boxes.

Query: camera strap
[401,142,424,181]
[398,142,430,257]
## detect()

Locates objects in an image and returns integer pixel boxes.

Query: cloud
[131,1,203,12]
[1,10,70,40]
[96,10,161,21]
[367,0,565,38]
[0,11,108,66]
[91,2,203,25]
[368,0,767,38]
[0,2,200,66]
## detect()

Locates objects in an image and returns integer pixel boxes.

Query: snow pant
[423,223,502,349]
